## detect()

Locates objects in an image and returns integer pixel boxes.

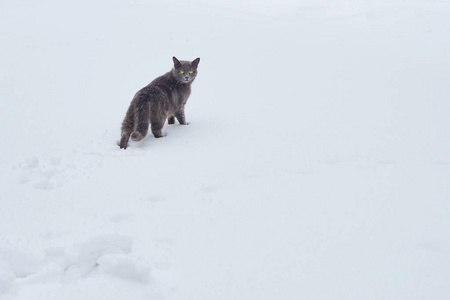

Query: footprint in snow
[64,234,151,283]
[110,213,134,224]
[201,184,221,193]
[15,156,74,190]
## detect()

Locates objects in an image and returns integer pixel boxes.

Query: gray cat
[119,57,200,149]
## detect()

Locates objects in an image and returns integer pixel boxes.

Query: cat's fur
[119,57,200,149]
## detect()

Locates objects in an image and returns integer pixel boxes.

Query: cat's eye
[189,71,194,74]
[180,71,185,74]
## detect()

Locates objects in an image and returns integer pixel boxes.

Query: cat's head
[172,57,200,83]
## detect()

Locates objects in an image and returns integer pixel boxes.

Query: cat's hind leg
[150,121,165,138]
[168,116,175,124]
[130,101,150,142]
[150,114,166,138]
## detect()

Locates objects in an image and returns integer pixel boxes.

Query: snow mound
[97,254,151,282]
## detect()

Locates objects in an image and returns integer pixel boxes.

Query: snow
[1,0,450,299]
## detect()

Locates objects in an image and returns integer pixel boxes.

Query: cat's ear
[173,56,182,68]
[191,57,200,68]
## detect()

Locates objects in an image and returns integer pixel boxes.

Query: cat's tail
[119,99,151,149]
[119,114,133,149]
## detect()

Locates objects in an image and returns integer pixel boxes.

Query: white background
[1,0,449,299]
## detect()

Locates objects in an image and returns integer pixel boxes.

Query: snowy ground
[1,0,450,299]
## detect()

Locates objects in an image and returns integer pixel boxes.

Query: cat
[119,57,200,149]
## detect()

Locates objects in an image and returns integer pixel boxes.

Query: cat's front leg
[168,116,175,125]
[175,110,188,125]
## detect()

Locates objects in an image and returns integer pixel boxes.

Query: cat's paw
[154,132,167,138]
[130,131,145,141]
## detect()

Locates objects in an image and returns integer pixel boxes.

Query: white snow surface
[1,0,450,299]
